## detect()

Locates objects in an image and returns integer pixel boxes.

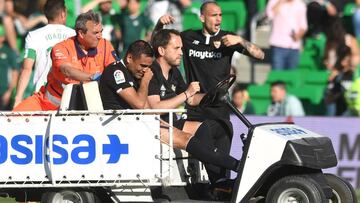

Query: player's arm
[148,94,185,109]
[4,67,19,107]
[221,35,265,60]
[14,33,36,107]
[81,0,111,13]
[13,58,34,107]
[148,81,200,109]
[186,93,204,106]
[118,68,153,109]
[152,15,175,39]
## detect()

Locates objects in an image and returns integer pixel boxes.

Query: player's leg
[159,124,239,172]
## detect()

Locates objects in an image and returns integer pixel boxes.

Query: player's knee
[174,131,192,150]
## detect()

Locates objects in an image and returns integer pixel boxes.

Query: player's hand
[142,68,153,83]
[185,81,200,97]
[290,30,301,41]
[221,34,241,47]
[158,14,175,26]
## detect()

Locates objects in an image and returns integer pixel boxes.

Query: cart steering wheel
[199,74,236,108]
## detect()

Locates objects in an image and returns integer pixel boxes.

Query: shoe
[209,179,235,201]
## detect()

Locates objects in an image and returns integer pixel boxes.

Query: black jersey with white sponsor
[148,61,187,122]
[99,61,138,110]
[181,29,244,121]
[149,61,187,100]
[181,29,244,92]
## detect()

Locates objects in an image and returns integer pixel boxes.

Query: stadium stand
[248,69,329,115]
[265,70,304,88]
[183,1,247,33]
[248,84,271,115]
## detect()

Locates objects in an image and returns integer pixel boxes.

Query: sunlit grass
[0,198,15,203]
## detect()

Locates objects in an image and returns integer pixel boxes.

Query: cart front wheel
[41,190,98,203]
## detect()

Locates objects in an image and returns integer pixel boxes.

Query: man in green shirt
[118,0,153,57]
[0,25,20,110]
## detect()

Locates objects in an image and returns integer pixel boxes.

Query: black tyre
[265,175,327,203]
[41,190,98,203]
[324,173,357,203]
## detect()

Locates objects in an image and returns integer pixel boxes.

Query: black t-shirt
[148,61,187,122]
[99,60,138,110]
[149,61,187,100]
[181,29,244,92]
[181,29,244,121]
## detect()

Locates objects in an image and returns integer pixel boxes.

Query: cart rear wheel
[41,190,98,203]
[266,175,327,203]
[324,173,357,203]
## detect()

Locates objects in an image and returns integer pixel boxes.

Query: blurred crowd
[1,0,360,117]
[233,0,360,117]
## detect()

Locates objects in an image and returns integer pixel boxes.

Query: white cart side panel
[235,123,325,202]
[0,115,52,182]
[49,115,160,182]
[0,114,161,183]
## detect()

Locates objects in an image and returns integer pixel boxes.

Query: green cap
[0,25,5,36]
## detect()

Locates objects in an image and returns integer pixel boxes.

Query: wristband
[91,72,102,81]
[184,91,189,101]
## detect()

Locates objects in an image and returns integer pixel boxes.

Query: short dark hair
[151,29,180,58]
[43,0,66,21]
[75,10,101,33]
[200,1,219,15]
[271,81,286,90]
[231,83,248,97]
[125,40,154,60]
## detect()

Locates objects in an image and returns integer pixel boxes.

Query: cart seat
[59,81,104,111]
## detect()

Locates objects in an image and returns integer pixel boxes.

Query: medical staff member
[14,10,118,111]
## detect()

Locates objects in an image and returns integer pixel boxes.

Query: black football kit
[99,60,138,110]
[148,59,236,184]
[180,29,245,183]
[148,60,187,125]
[99,60,240,185]
[181,29,245,121]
